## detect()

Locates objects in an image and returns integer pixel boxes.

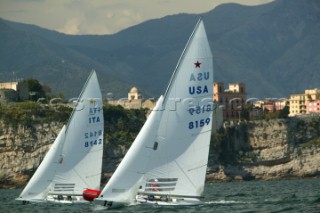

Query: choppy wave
[206,200,252,204]
[2,179,320,213]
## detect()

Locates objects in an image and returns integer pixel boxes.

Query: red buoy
[82,188,101,201]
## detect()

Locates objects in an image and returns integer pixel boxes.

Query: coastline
[1,117,319,189]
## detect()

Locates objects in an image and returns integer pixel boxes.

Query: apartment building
[0,81,28,102]
[289,88,320,116]
[213,82,246,121]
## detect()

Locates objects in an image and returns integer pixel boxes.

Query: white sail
[17,70,104,202]
[94,96,165,205]
[16,125,66,202]
[95,19,213,207]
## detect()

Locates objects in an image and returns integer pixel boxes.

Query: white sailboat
[16,70,104,204]
[93,18,213,208]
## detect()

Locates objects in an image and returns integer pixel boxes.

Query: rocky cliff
[0,121,64,187]
[207,116,320,181]
[0,116,319,188]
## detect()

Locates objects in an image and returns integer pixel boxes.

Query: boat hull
[16,195,88,204]
[136,195,204,206]
[93,198,127,209]
[46,195,88,203]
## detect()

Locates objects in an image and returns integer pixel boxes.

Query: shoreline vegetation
[0,101,319,188]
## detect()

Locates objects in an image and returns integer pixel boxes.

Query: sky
[0,0,274,35]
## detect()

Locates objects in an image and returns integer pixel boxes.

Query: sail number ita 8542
[84,130,103,147]
[84,140,102,147]
[188,118,211,129]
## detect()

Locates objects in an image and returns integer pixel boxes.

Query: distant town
[1,80,319,125]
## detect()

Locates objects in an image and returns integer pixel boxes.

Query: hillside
[1,0,320,98]
[0,21,132,98]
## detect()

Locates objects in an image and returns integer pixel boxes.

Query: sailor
[148,195,155,201]
[160,196,169,202]
[151,179,159,191]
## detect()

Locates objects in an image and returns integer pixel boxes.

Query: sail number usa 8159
[188,118,211,129]
[188,104,212,115]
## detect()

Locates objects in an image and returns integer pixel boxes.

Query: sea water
[2,178,320,213]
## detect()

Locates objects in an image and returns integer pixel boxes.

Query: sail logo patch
[189,72,210,81]
[88,99,102,115]
[188,60,210,95]
[89,107,102,115]
[194,60,201,68]
[89,116,101,123]
[189,85,208,94]
[89,99,95,105]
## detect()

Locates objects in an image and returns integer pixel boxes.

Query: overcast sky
[0,0,274,35]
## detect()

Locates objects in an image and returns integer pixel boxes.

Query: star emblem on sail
[89,99,95,105]
[194,60,201,68]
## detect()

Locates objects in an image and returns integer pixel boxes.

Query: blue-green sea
[2,178,320,213]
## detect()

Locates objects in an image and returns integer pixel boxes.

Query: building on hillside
[305,88,320,100]
[275,99,288,111]
[289,88,320,116]
[261,99,275,112]
[128,87,142,100]
[249,98,288,119]
[108,87,156,110]
[289,94,306,116]
[305,89,320,115]
[0,89,18,102]
[0,81,28,102]
[213,82,246,121]
[306,100,320,114]
[142,98,156,109]
[254,99,288,112]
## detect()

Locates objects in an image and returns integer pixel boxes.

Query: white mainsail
[94,19,213,207]
[17,70,104,203]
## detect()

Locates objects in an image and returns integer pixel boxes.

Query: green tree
[279,106,290,118]
[104,104,146,148]
[23,78,47,101]
[240,104,254,121]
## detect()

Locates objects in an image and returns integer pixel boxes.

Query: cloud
[58,18,81,35]
[51,0,143,34]
[56,4,143,35]
[0,0,274,35]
